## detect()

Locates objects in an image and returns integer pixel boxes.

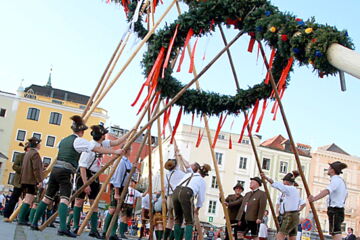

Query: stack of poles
[256,41,325,240]
[174,2,233,240]
[218,25,280,231]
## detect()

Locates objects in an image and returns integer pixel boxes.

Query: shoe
[72,228,79,235]
[58,229,77,238]
[18,221,30,226]
[30,224,40,231]
[89,230,105,239]
[120,234,128,239]
[109,235,120,240]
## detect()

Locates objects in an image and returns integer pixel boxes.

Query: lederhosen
[45,135,80,201]
[110,164,131,207]
[277,193,299,237]
[122,188,136,217]
[327,178,346,236]
[172,174,197,225]
[76,152,101,200]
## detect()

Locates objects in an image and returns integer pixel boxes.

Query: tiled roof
[261,135,311,157]
[319,143,350,156]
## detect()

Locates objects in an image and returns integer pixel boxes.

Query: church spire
[46,66,52,87]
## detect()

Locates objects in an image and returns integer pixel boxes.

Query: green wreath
[111,0,353,116]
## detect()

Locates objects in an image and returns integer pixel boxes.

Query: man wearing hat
[71,124,128,238]
[17,137,43,225]
[236,177,267,240]
[30,115,124,238]
[223,182,244,240]
[172,164,211,240]
[261,171,301,240]
[308,161,348,240]
[3,142,30,220]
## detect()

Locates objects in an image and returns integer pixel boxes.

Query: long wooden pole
[156,108,167,232]
[218,25,280,231]
[173,3,235,239]
[257,41,324,240]
[147,105,154,240]
[83,0,177,121]
[81,36,125,119]
[77,93,156,235]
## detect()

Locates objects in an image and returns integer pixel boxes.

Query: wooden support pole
[156,107,168,232]
[147,108,154,240]
[83,0,177,121]
[174,3,237,238]
[81,36,125,119]
[257,40,325,240]
[218,24,280,230]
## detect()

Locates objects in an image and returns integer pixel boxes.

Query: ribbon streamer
[247,32,256,53]
[189,35,200,73]
[264,48,276,84]
[212,113,228,148]
[249,100,260,134]
[177,28,194,72]
[256,99,268,133]
[162,24,180,78]
[170,107,183,144]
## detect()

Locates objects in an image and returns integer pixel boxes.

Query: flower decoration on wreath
[109,0,353,116]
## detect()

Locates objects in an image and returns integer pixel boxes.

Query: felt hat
[233,182,244,191]
[250,177,262,186]
[70,115,88,132]
[199,164,211,176]
[329,161,347,174]
[164,159,177,170]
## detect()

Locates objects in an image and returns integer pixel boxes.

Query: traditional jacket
[236,189,267,222]
[20,148,43,185]
[12,152,25,188]
[225,194,243,221]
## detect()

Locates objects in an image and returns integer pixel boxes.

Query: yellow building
[2,79,108,188]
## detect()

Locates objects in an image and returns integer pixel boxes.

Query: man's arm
[308,189,329,202]
[228,196,243,207]
[32,153,43,183]
[80,167,91,195]
[110,130,133,147]
[12,154,23,173]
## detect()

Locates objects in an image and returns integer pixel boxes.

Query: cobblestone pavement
[0,216,135,240]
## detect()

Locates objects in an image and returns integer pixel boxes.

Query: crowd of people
[0,114,354,240]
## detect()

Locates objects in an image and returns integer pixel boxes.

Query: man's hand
[260,172,266,179]
[114,193,121,200]
[223,202,229,207]
[308,195,315,203]
[84,186,91,195]
[256,219,262,224]
[114,149,124,155]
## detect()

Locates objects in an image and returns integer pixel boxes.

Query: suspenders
[166,170,176,195]
[179,173,196,187]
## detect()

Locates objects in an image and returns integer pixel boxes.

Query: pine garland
[111,0,353,116]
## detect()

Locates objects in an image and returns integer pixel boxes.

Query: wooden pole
[77,93,156,235]
[174,3,236,238]
[147,104,154,240]
[156,107,168,232]
[83,0,177,121]
[81,36,125,119]
[218,25,280,230]
[257,40,325,240]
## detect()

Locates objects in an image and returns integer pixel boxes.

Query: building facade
[309,144,360,236]
[1,83,108,188]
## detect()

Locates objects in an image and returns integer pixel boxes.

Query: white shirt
[78,140,111,172]
[72,134,95,153]
[141,193,156,210]
[164,168,186,196]
[175,172,206,208]
[110,156,132,188]
[327,175,347,208]
[272,182,301,213]
[124,187,141,205]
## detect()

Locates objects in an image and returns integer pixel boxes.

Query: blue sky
[1,0,359,156]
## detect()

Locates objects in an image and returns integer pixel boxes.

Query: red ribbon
[238,114,249,143]
[210,19,215,31]
[170,107,183,144]
[190,112,195,133]
[247,32,256,53]
[189,35,200,73]
[162,98,172,136]
[122,0,129,13]
[256,99,267,133]
[177,28,194,72]
[249,99,260,134]
[228,119,234,149]
[211,113,228,148]
[162,24,179,78]
[151,91,161,113]
[195,129,204,148]
[272,88,286,121]
[277,57,294,92]
[264,48,276,84]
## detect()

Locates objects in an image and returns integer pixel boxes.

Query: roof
[0,152,8,160]
[24,84,90,105]
[0,90,16,96]
[319,143,350,156]
[261,134,311,157]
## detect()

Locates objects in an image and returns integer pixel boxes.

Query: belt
[285,210,299,213]
[328,206,344,209]
[54,160,76,173]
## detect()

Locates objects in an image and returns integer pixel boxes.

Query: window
[239,157,247,169]
[8,173,15,185]
[27,107,40,121]
[52,99,63,105]
[218,134,225,140]
[79,105,86,110]
[43,157,51,165]
[46,136,56,147]
[208,200,217,214]
[0,108,6,117]
[49,112,62,125]
[237,180,245,188]
[280,161,288,174]
[33,132,41,140]
[211,176,218,189]
[242,139,249,144]
[16,130,26,141]
[12,152,22,162]
[215,152,223,165]
[262,158,271,170]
